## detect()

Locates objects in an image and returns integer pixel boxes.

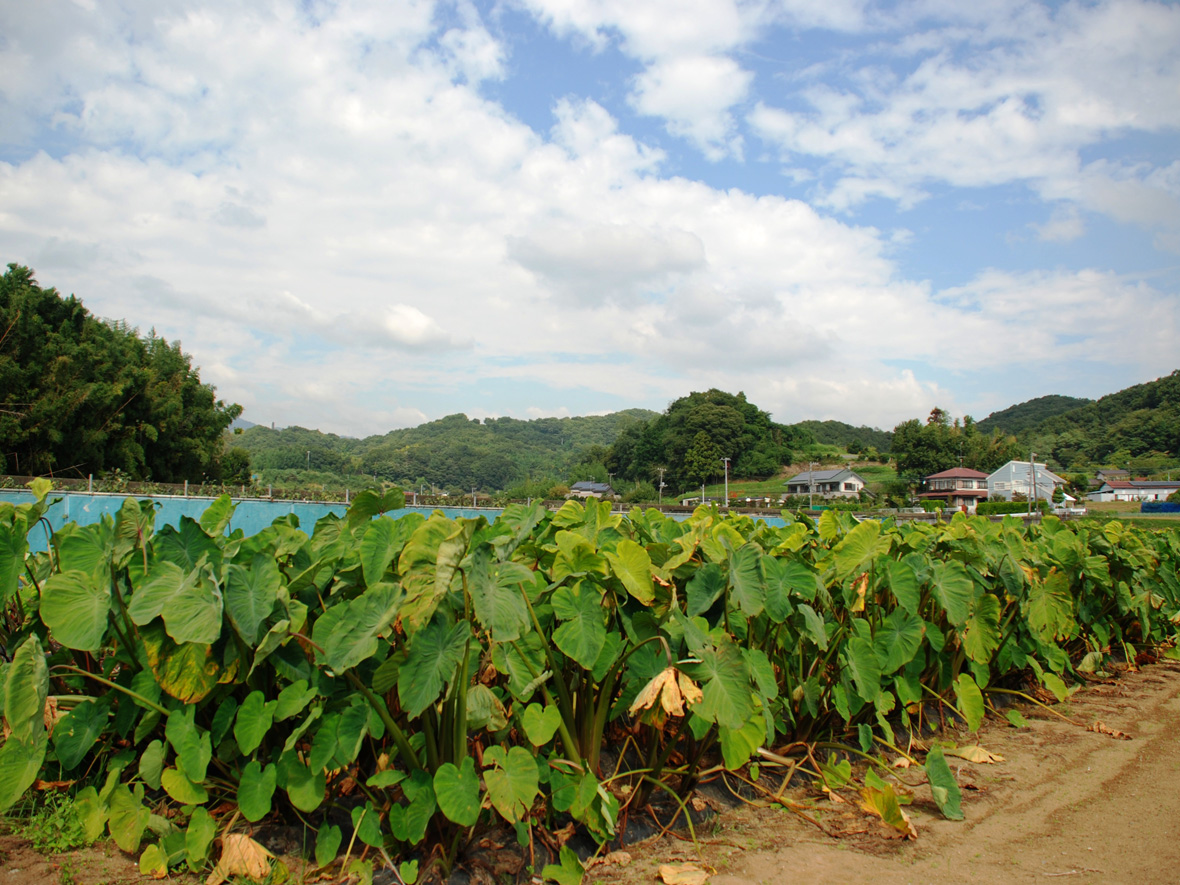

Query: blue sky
[1,0,1177,436]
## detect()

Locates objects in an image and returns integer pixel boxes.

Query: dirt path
[590,662,1180,885]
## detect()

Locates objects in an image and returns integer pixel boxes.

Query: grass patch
[12,792,92,856]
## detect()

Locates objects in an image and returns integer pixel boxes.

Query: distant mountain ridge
[976,395,1093,436]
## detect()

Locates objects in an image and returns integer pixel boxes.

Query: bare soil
[4,662,1180,885]
[588,662,1180,885]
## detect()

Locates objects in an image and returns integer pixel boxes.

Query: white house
[1090,480,1180,502]
[987,460,1066,502]
[783,468,867,500]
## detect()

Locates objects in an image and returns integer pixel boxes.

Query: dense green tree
[0,264,241,481]
[891,408,1023,482]
[605,389,802,491]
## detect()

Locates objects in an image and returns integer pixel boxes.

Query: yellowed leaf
[206,834,274,885]
[629,668,677,716]
[678,670,703,708]
[944,746,1004,764]
[658,862,710,885]
[850,572,869,612]
[891,756,911,769]
[859,785,917,840]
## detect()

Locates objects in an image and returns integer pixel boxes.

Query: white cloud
[1032,204,1085,243]
[750,0,1180,226]
[0,0,1176,439]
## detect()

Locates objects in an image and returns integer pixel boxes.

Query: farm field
[3,480,1179,885]
[3,661,1179,884]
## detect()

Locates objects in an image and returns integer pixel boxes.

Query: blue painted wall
[1,490,497,552]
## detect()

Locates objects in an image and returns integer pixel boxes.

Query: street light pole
[809,461,816,510]
[721,457,730,508]
[657,467,666,507]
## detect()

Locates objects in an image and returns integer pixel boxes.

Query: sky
[1,0,1178,438]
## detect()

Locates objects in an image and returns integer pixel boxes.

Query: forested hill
[237,409,657,491]
[976,394,1093,436]
[789,420,892,453]
[0,264,242,481]
[1020,370,1180,469]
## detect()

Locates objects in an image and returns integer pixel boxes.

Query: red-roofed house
[918,467,990,513]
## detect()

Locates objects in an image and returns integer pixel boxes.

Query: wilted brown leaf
[206,834,274,885]
[1089,721,1132,740]
[658,862,710,884]
[678,670,703,708]
[944,746,1005,764]
[850,573,869,612]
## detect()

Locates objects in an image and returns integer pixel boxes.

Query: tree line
[0,265,244,482]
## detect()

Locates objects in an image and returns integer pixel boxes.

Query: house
[783,468,867,500]
[568,481,615,499]
[987,460,1066,502]
[1090,479,1180,502]
[917,467,990,513]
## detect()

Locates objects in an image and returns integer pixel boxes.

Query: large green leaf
[0,521,27,605]
[234,690,275,756]
[932,561,973,626]
[358,514,412,587]
[683,636,752,730]
[199,494,237,537]
[925,745,964,820]
[398,619,471,718]
[551,531,608,583]
[0,732,46,813]
[5,636,48,743]
[962,593,1002,665]
[128,561,223,645]
[40,570,111,651]
[347,488,406,528]
[521,703,562,746]
[224,555,281,645]
[872,608,925,674]
[53,522,112,579]
[846,636,881,704]
[686,563,725,617]
[108,784,149,853]
[154,517,220,571]
[468,548,531,643]
[604,539,654,604]
[954,672,985,732]
[727,544,765,617]
[165,708,212,783]
[551,582,607,670]
[161,767,209,804]
[284,757,326,812]
[1025,569,1075,641]
[388,770,436,844]
[315,583,404,675]
[238,760,277,822]
[434,757,481,827]
[52,699,107,770]
[886,560,920,614]
[398,516,469,632]
[796,604,829,651]
[762,557,808,622]
[185,807,217,872]
[831,520,880,580]
[483,745,539,824]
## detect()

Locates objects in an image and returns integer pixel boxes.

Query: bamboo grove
[2,480,1179,880]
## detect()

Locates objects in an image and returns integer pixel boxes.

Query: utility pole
[306,451,311,470]
[809,461,817,510]
[1030,452,1038,518]
[721,457,730,508]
